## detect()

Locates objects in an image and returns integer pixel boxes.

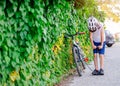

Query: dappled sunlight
[97,0,120,22]
[105,20,120,34]
[97,0,120,41]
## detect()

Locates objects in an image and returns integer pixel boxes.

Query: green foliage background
[0,0,105,86]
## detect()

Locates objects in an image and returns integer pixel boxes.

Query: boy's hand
[92,45,97,49]
[98,45,103,49]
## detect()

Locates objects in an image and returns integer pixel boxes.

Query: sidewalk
[61,42,120,86]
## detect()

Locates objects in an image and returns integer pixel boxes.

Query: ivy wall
[0,0,104,86]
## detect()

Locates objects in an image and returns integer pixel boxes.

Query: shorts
[93,41,106,54]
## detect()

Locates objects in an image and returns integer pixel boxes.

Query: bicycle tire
[79,48,86,70]
[72,46,85,76]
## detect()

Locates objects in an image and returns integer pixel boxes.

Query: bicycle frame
[65,32,86,76]
[73,40,85,63]
[71,33,85,58]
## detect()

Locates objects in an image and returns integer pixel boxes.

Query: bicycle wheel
[79,48,86,69]
[72,46,85,76]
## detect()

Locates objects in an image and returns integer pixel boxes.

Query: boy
[87,16,106,75]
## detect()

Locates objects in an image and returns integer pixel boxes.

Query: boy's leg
[94,53,98,70]
[99,54,104,69]
[99,54,104,75]
[99,42,105,75]
[92,53,99,75]
[99,42,105,69]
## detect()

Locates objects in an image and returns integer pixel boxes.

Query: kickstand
[84,62,93,71]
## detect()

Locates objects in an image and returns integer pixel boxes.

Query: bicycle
[65,32,87,76]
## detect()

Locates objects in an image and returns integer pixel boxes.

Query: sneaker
[92,69,99,75]
[99,69,104,75]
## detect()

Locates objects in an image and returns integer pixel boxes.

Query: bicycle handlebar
[75,32,85,35]
[65,32,85,38]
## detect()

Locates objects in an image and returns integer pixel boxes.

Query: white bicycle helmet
[87,16,98,32]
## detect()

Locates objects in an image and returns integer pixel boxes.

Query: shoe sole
[99,73,104,75]
[92,72,104,75]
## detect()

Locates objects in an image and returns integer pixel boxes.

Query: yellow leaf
[9,71,19,82]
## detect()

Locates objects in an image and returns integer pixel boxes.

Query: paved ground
[61,42,120,86]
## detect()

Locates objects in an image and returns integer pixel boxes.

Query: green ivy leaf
[7,39,13,47]
[4,56,10,65]
[0,34,3,46]
[15,11,21,18]
[40,16,47,24]
[11,61,16,68]
[12,51,19,60]
[20,32,24,40]
[43,36,47,43]
[26,47,31,54]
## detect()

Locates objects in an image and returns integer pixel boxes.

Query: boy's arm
[100,28,105,46]
[89,32,96,49]
[98,28,105,49]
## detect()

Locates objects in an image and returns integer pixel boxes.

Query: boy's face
[89,27,97,32]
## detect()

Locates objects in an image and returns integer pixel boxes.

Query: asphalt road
[62,42,120,86]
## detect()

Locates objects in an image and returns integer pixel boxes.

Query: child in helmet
[87,16,106,75]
